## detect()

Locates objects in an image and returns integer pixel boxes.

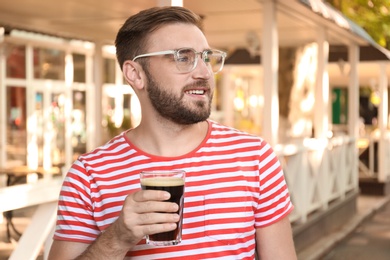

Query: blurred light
[65,54,73,86]
[234,97,245,111]
[300,93,315,112]
[303,137,327,150]
[103,45,116,55]
[171,0,183,6]
[249,95,258,108]
[0,27,4,42]
[131,95,141,127]
[114,94,124,128]
[370,91,381,106]
[27,173,39,183]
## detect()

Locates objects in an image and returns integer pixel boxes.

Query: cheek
[149,64,169,82]
[149,66,185,90]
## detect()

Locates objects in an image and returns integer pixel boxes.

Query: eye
[176,55,190,63]
[203,50,214,63]
[176,50,194,64]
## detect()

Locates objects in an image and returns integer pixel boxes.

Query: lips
[186,89,206,95]
[184,80,210,96]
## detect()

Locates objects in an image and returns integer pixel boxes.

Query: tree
[326,0,390,49]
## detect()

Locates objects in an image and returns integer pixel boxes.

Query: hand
[48,190,180,260]
[113,190,180,246]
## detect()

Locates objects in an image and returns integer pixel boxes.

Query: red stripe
[53,121,293,258]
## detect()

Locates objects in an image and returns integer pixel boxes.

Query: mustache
[183,80,211,90]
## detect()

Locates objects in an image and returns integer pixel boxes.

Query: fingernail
[163,192,170,199]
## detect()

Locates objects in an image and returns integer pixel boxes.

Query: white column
[348,44,360,188]
[378,63,388,182]
[64,53,74,169]
[348,45,360,139]
[314,28,330,205]
[91,42,103,148]
[314,28,329,139]
[221,68,234,127]
[262,0,279,146]
[42,81,52,170]
[25,45,38,169]
[0,43,6,168]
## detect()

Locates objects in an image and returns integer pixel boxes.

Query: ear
[123,60,145,90]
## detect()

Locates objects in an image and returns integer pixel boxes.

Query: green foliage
[326,0,390,49]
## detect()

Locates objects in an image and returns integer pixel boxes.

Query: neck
[127,119,209,157]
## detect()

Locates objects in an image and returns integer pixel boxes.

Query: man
[49,6,297,260]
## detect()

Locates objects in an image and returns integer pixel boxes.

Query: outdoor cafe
[1,0,390,259]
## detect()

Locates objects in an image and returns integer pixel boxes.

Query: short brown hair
[115,6,202,69]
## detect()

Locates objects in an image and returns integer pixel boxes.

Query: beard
[144,68,213,125]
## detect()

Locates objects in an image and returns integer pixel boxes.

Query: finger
[143,222,178,236]
[131,200,179,214]
[132,189,171,202]
[138,212,180,225]
[121,212,179,238]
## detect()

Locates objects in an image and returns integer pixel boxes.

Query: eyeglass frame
[132,48,227,74]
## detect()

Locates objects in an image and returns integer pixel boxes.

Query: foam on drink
[140,177,184,187]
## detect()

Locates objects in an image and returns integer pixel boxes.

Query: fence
[275,136,358,224]
[1,136,360,259]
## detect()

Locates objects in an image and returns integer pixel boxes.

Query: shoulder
[78,132,131,162]
[64,132,136,185]
[207,121,278,161]
[68,132,136,175]
[208,120,266,146]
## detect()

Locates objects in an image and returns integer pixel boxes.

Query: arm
[48,190,180,260]
[255,216,297,260]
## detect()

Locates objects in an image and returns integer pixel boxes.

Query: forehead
[146,23,209,51]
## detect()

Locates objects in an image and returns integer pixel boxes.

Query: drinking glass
[140,170,185,246]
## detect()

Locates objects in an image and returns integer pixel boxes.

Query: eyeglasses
[132,48,227,74]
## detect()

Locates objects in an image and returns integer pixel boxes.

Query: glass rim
[140,169,186,175]
[132,47,226,74]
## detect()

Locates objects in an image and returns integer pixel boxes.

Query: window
[6,44,26,79]
[6,86,27,164]
[72,91,87,159]
[104,58,116,83]
[73,53,86,83]
[33,48,65,80]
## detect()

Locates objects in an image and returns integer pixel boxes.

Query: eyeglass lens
[176,49,224,73]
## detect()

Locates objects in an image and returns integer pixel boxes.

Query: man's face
[142,23,215,125]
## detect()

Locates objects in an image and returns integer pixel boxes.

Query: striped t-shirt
[53,120,293,259]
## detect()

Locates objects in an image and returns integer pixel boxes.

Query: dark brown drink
[140,177,185,245]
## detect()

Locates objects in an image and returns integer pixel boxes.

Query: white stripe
[55,121,292,258]
[127,235,256,259]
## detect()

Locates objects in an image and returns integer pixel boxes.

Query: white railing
[275,136,358,224]
[358,132,390,181]
[0,177,63,260]
[0,136,362,258]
